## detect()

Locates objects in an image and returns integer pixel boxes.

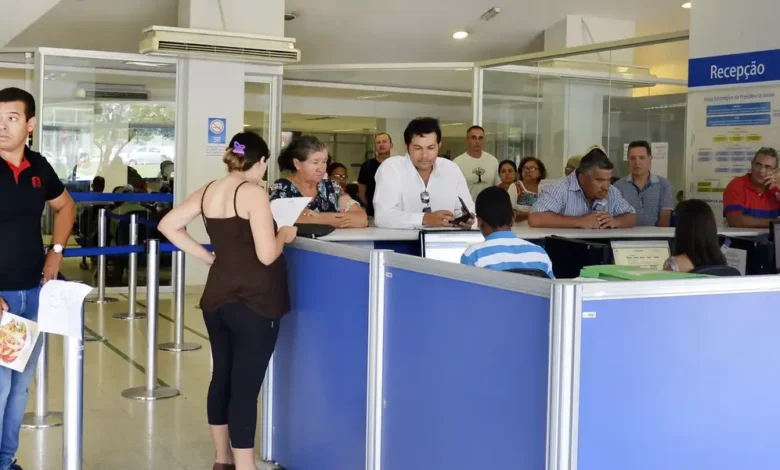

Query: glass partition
[275,66,474,184]
[482,40,689,195]
[40,55,177,189]
[37,51,177,288]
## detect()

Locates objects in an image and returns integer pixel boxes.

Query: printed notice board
[208,118,227,145]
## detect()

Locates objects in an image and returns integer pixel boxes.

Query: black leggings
[203,302,279,449]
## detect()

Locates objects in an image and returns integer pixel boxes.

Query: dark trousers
[203,302,279,449]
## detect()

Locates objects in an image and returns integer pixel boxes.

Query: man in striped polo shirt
[528,147,636,229]
[461,186,554,278]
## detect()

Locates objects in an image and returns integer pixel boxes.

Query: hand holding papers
[271,197,311,228]
[38,280,94,340]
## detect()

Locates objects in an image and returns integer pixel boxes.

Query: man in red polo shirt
[0,87,74,470]
[723,147,780,228]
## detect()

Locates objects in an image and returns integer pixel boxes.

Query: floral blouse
[270,178,343,213]
[517,181,539,207]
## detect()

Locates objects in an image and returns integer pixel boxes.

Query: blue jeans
[0,287,42,470]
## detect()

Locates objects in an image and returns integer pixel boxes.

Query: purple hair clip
[233,142,246,156]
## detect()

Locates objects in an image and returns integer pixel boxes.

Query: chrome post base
[121,386,179,401]
[159,342,202,352]
[21,412,63,429]
[112,312,147,320]
[86,297,118,304]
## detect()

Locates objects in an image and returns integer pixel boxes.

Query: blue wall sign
[208,118,227,145]
[689,49,780,88]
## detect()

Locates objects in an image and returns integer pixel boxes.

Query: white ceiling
[6,0,690,64]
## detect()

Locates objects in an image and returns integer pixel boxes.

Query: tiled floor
[16,292,277,470]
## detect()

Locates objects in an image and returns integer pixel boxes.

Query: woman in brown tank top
[159,132,296,470]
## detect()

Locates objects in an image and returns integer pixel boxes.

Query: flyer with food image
[0,313,39,372]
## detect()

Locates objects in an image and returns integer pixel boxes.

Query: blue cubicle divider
[272,245,370,470]
[381,265,551,470]
[577,291,780,470]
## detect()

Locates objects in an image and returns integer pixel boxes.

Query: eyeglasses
[331,173,348,180]
[522,166,539,172]
[753,161,777,172]
[420,191,431,213]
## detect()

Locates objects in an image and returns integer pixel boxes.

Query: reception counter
[264,239,780,470]
[319,223,768,257]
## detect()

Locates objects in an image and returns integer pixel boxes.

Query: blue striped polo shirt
[460,231,555,278]
[531,172,635,217]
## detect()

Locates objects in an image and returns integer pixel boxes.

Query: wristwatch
[49,243,64,255]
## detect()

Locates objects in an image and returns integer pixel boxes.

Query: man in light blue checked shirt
[528,148,637,229]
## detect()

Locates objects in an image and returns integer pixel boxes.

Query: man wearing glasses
[373,117,475,229]
[723,147,780,228]
[613,141,674,227]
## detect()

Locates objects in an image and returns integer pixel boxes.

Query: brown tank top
[199,181,290,319]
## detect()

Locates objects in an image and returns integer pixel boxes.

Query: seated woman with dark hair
[271,136,368,228]
[664,199,727,272]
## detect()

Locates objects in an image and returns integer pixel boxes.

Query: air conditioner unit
[76,83,150,101]
[139,26,301,64]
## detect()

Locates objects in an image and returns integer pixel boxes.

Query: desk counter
[319,224,767,242]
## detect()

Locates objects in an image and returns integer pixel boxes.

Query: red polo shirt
[0,147,65,290]
[722,173,780,219]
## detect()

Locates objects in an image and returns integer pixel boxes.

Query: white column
[175,0,284,288]
[540,15,635,178]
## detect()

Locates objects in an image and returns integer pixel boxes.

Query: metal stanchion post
[62,308,84,470]
[122,240,179,401]
[114,214,146,320]
[87,208,117,304]
[22,334,63,429]
[160,251,201,352]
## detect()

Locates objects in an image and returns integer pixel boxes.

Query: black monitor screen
[773,222,780,273]
[545,236,612,279]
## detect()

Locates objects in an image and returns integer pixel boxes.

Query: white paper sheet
[271,197,311,228]
[721,245,747,275]
[0,313,40,372]
[38,280,93,340]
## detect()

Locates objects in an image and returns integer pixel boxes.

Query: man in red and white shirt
[723,147,780,228]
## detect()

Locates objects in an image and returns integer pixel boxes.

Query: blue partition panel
[382,267,551,470]
[578,291,780,470]
[273,247,370,470]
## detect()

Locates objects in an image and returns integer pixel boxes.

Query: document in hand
[38,280,94,340]
[0,313,40,372]
[270,197,312,228]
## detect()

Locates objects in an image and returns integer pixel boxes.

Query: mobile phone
[451,197,473,225]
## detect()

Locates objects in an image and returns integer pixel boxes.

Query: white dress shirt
[373,155,475,229]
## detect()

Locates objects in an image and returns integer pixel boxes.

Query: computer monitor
[610,240,671,271]
[419,230,484,264]
[719,235,775,275]
[544,236,612,279]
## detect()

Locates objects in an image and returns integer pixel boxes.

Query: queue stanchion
[114,214,146,320]
[122,239,179,401]
[159,250,201,352]
[63,307,85,470]
[87,208,117,304]
[21,334,63,429]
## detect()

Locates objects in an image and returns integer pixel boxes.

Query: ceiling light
[616,66,629,73]
[453,31,469,40]
[682,2,691,8]
[480,7,501,21]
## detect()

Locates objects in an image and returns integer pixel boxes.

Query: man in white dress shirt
[453,125,500,200]
[373,117,475,229]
